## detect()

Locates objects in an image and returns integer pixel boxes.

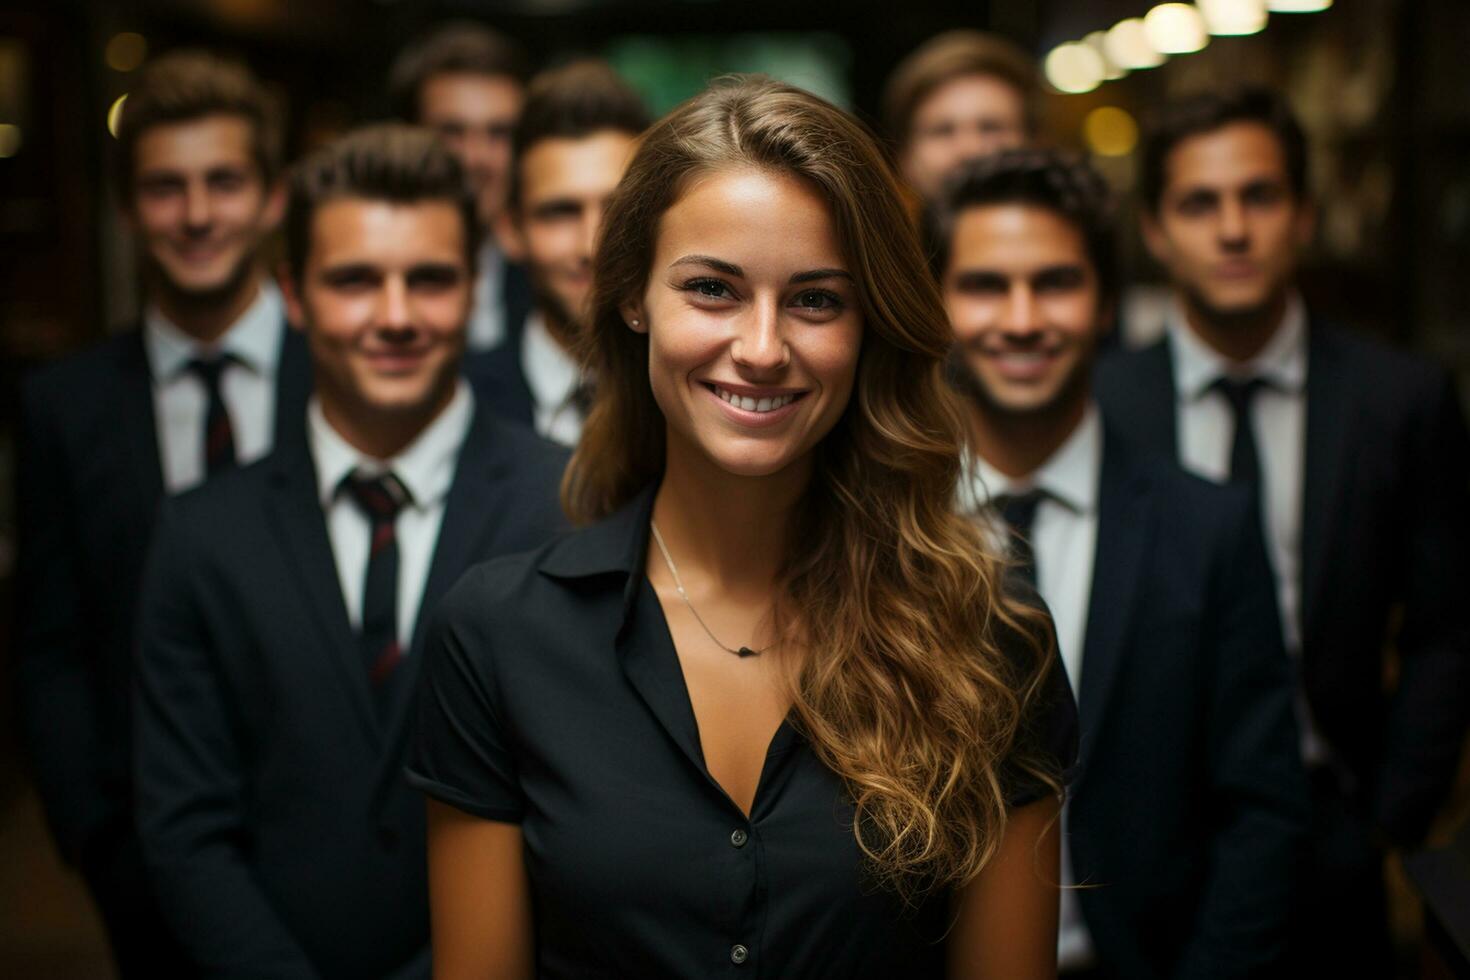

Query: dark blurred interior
[2,0,1468,974]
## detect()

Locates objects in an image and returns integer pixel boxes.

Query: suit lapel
[379,409,514,741]
[263,435,381,747]
[272,325,313,451]
[118,332,165,508]
[1300,323,1357,647]
[1074,435,1154,792]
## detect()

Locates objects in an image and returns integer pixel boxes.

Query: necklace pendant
[736,646,759,658]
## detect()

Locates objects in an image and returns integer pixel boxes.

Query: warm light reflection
[1084,107,1139,157]
[1199,0,1269,35]
[1084,31,1127,81]
[1267,0,1333,11]
[0,123,21,158]
[1105,18,1166,71]
[107,94,128,138]
[105,32,147,73]
[1144,3,1210,54]
[1045,42,1105,95]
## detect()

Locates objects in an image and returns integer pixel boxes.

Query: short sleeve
[995,581,1080,809]
[405,570,525,823]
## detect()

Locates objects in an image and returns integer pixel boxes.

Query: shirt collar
[143,279,286,382]
[1166,292,1308,401]
[961,403,1103,516]
[520,311,583,409]
[307,380,476,511]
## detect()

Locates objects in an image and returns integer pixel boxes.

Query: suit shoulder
[157,456,275,535]
[1094,338,1168,386]
[1316,322,1450,387]
[22,332,142,411]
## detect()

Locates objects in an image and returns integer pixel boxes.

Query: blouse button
[730,828,749,848]
[730,944,749,965]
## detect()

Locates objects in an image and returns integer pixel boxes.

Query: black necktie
[339,472,411,704]
[185,355,238,477]
[994,488,1046,589]
[1213,377,1266,487]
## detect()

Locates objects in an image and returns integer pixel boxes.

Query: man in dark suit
[464,60,648,443]
[390,21,533,354]
[15,51,309,976]
[133,126,568,977]
[1095,88,1470,974]
[929,150,1308,978]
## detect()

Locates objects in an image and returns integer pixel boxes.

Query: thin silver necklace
[650,520,768,658]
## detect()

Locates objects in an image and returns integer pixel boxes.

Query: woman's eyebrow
[671,255,743,276]
[671,255,852,285]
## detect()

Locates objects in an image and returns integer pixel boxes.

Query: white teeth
[712,386,797,413]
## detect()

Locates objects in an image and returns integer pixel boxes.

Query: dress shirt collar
[520,311,583,409]
[961,403,1103,517]
[1167,291,1308,401]
[307,380,475,512]
[143,278,285,382]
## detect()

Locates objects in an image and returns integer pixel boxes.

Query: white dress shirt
[960,405,1103,970]
[467,240,508,352]
[143,280,286,494]
[308,381,474,650]
[1166,296,1327,763]
[520,311,585,447]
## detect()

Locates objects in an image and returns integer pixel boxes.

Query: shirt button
[730,828,748,848]
[730,944,749,965]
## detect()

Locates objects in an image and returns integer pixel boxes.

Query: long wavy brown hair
[565,76,1060,899]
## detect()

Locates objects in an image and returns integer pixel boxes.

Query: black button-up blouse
[408,487,1077,979]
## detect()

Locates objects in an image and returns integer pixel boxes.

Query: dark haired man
[1096,87,1470,973]
[467,59,649,444]
[931,150,1307,978]
[883,30,1040,202]
[14,50,309,976]
[133,125,568,978]
[390,21,532,353]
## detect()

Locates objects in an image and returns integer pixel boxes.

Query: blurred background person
[13,50,309,978]
[934,149,1307,979]
[1097,87,1470,977]
[882,30,1040,204]
[466,59,648,445]
[390,21,533,354]
[133,125,567,979]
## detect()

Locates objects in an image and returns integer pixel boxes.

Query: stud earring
[631,318,640,327]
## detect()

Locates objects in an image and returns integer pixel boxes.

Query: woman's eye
[686,278,732,300]
[793,289,840,310]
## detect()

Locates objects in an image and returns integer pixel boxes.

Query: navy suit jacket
[463,261,537,427]
[14,325,311,869]
[1068,429,1308,979]
[133,403,569,978]
[1096,322,1470,846]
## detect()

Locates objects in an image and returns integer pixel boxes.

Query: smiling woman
[408,76,1078,980]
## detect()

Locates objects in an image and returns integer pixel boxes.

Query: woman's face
[627,167,864,480]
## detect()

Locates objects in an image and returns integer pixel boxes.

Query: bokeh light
[1267,0,1333,11]
[1084,107,1140,157]
[1045,42,1106,95]
[0,123,21,158]
[1105,18,1167,71]
[105,33,147,73]
[107,94,128,138]
[1084,31,1127,81]
[1144,4,1210,55]
[1199,0,1269,35]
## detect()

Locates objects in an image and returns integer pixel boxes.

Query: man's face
[506,130,637,332]
[903,73,1028,200]
[1142,121,1314,322]
[943,203,1104,419]
[130,114,281,301]
[284,198,471,426]
[420,72,524,227]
